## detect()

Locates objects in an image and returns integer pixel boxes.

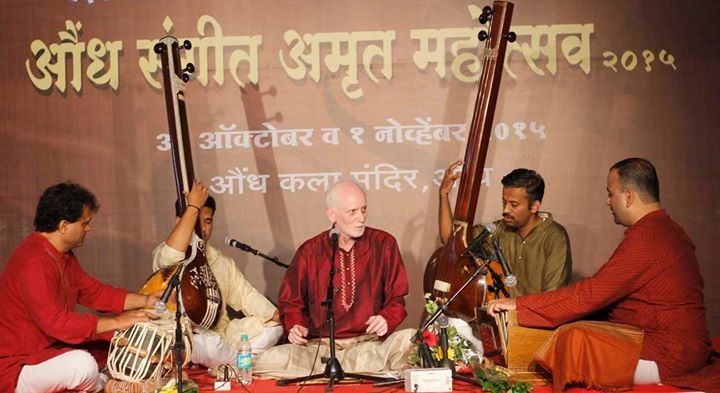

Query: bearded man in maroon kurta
[255,181,413,377]
[0,182,160,393]
[487,158,719,392]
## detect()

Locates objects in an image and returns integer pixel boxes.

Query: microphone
[491,236,517,288]
[225,236,290,269]
[478,223,496,239]
[154,269,181,314]
[463,223,495,259]
[225,236,252,252]
[437,313,453,369]
[329,227,340,247]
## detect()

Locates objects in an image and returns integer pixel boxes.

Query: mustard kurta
[472,211,572,296]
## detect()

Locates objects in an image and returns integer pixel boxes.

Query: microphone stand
[229,240,289,269]
[277,235,398,390]
[168,272,186,392]
[486,261,510,298]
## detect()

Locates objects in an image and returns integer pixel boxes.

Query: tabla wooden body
[107,319,193,383]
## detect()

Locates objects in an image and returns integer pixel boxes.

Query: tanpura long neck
[161,37,204,239]
[453,1,514,228]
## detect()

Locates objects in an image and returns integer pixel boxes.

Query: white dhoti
[15,350,106,393]
[254,328,415,378]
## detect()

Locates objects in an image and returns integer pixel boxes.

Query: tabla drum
[107,318,193,382]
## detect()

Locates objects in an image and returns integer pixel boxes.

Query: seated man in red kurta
[0,182,160,393]
[255,180,414,377]
[487,158,719,392]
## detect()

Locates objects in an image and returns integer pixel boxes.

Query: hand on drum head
[114,309,159,330]
[486,297,517,317]
[143,290,165,309]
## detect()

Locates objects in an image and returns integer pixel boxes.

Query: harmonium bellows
[491,310,554,383]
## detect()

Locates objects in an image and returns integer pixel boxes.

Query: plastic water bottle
[237,334,252,385]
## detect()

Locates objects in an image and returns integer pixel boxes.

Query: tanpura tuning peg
[478,30,490,41]
[153,42,166,54]
[181,62,195,81]
[505,31,517,43]
[478,5,493,24]
[182,40,192,50]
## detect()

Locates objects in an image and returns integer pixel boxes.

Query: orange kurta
[516,210,718,391]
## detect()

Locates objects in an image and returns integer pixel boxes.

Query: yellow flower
[447,348,456,360]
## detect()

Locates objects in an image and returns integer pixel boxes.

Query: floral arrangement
[409,294,479,373]
[411,294,532,393]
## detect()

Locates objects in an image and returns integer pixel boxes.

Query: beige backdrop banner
[1,0,718,335]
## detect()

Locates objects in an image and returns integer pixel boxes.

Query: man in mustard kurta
[439,161,572,296]
[152,181,281,368]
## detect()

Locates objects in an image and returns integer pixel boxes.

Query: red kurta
[278,227,409,339]
[0,232,128,392]
[516,210,718,390]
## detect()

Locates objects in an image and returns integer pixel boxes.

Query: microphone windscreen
[437,313,449,328]
[329,228,341,239]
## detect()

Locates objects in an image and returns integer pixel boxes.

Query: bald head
[326,181,368,242]
[326,181,366,209]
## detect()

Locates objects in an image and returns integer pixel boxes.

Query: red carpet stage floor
[104,335,720,392]
[188,367,692,393]
[187,367,698,393]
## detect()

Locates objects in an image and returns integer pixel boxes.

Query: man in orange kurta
[488,158,719,392]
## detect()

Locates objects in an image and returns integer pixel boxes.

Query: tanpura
[139,37,222,330]
[422,1,516,365]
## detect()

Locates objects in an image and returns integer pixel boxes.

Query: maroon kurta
[516,210,718,390]
[279,227,409,339]
[0,232,128,392]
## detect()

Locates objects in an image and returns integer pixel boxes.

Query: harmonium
[478,309,554,383]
